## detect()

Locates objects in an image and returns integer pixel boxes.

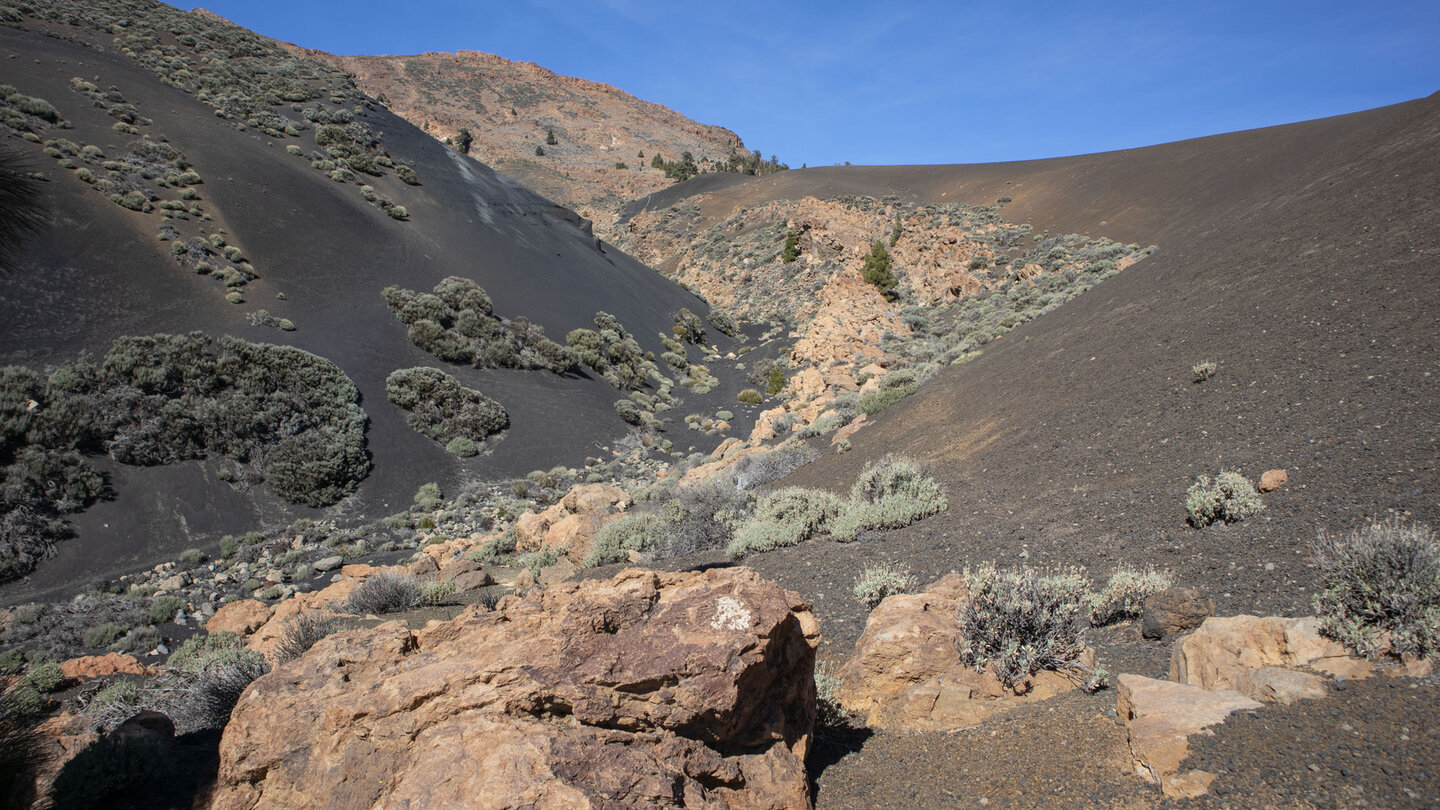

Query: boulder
[408,554,439,576]
[210,568,819,809]
[206,600,273,637]
[1141,586,1214,639]
[1258,469,1288,492]
[515,485,630,558]
[312,555,343,573]
[60,653,146,680]
[560,483,630,515]
[450,569,495,593]
[836,574,1087,731]
[1231,666,1329,705]
[1116,674,1261,798]
[1170,615,1366,694]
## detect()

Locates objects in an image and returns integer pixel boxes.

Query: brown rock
[408,554,439,576]
[211,568,818,809]
[836,574,1086,731]
[513,510,553,552]
[560,483,630,515]
[1141,586,1214,639]
[1231,666,1330,704]
[1170,615,1359,691]
[438,557,480,582]
[548,513,605,565]
[830,413,868,447]
[206,600,274,637]
[1117,674,1261,798]
[60,653,146,680]
[1258,469,1288,492]
[536,556,579,588]
[450,569,495,593]
[339,563,382,579]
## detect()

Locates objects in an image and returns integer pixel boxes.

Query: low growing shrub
[1185,470,1264,527]
[831,456,947,540]
[853,564,917,607]
[1085,566,1171,626]
[727,487,845,559]
[1313,518,1440,659]
[344,572,422,615]
[958,565,1106,692]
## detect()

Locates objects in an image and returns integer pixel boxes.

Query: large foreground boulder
[208,567,820,809]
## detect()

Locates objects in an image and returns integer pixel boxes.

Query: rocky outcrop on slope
[209,567,820,809]
[289,47,749,218]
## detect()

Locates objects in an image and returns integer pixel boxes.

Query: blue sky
[189,0,1440,167]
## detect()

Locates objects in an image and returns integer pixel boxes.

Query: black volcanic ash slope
[0,2,730,596]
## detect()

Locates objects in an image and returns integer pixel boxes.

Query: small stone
[1141,586,1214,639]
[1258,469,1288,492]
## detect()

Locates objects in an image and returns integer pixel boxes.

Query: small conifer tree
[545,128,558,145]
[781,230,799,263]
[861,240,897,296]
[455,128,473,155]
[535,145,545,156]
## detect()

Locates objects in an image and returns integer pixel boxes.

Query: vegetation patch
[384,277,574,373]
[386,367,508,449]
[958,565,1107,692]
[829,456,948,540]
[1313,519,1440,659]
[0,334,370,580]
[567,312,661,391]
[1185,470,1264,527]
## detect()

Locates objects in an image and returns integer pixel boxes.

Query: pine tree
[861,240,897,296]
[781,230,799,263]
[535,145,545,156]
[545,128,558,145]
[455,128,473,155]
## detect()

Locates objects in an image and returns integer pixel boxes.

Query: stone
[408,554,439,576]
[438,557,480,582]
[1170,615,1360,690]
[836,574,1087,732]
[312,555,343,572]
[113,710,175,742]
[450,569,495,593]
[560,483,630,515]
[1141,586,1214,639]
[206,599,274,637]
[1116,674,1260,798]
[1258,469,1288,492]
[210,568,818,809]
[536,557,579,589]
[339,563,381,579]
[1232,666,1330,704]
[60,653,146,680]
[830,413,868,446]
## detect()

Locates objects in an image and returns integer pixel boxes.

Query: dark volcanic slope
[734,92,1440,622]
[0,9,723,598]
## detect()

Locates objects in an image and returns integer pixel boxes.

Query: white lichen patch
[710,596,752,631]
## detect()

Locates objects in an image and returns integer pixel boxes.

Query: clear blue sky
[186,0,1440,167]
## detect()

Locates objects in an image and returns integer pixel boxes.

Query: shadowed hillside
[0,3,736,598]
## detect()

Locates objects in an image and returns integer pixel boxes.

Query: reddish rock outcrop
[59,653,146,680]
[210,568,819,809]
[836,574,1088,731]
[514,483,631,565]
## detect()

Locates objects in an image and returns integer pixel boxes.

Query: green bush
[345,572,422,615]
[737,389,763,405]
[583,513,663,567]
[861,240,897,296]
[1085,566,1171,626]
[958,565,1106,692]
[1185,470,1264,527]
[167,631,260,673]
[386,367,508,446]
[766,366,786,395]
[147,595,185,625]
[395,164,419,185]
[831,456,947,540]
[18,662,65,693]
[82,623,126,648]
[728,487,846,559]
[445,436,478,457]
[1313,519,1440,659]
[781,230,799,263]
[853,564,917,607]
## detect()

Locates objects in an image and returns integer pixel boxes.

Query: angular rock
[1141,586,1214,639]
[312,555,344,573]
[560,483,630,515]
[60,653,146,680]
[1232,666,1330,705]
[408,554,439,576]
[206,600,274,637]
[837,573,1086,731]
[211,568,819,809]
[450,569,495,593]
[1117,674,1260,799]
[1170,615,1362,691]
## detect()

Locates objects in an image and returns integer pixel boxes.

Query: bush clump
[830,456,948,540]
[1313,519,1440,659]
[1085,566,1172,626]
[386,367,508,447]
[567,312,659,391]
[727,487,846,559]
[384,277,574,373]
[736,388,763,405]
[344,572,423,615]
[853,564,917,607]
[958,565,1106,692]
[1185,470,1264,527]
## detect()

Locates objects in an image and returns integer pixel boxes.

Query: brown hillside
[286,46,748,218]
